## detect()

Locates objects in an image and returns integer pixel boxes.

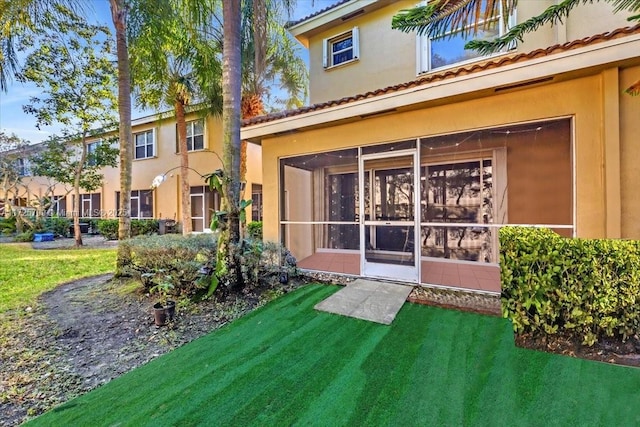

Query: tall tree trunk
[175,99,192,234]
[218,0,243,290]
[73,136,88,247]
[110,0,133,275]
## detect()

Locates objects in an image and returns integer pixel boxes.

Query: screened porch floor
[297,252,500,293]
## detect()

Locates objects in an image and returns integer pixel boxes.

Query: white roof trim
[242,33,640,141]
[288,0,377,47]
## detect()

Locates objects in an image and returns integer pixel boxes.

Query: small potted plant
[150,277,176,327]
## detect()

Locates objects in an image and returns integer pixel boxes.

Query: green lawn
[0,243,116,312]
[26,284,640,426]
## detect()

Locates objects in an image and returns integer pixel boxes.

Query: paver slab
[314,279,413,325]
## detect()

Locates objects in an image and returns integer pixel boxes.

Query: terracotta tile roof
[243,24,640,127]
[286,0,352,28]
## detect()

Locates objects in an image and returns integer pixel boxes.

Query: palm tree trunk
[175,99,192,235]
[218,0,243,290]
[110,0,133,274]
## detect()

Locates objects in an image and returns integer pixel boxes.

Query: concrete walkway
[314,279,413,325]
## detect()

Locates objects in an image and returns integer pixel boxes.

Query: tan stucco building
[3,111,263,232]
[242,0,640,293]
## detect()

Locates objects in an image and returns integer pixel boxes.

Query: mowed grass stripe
[28,284,640,427]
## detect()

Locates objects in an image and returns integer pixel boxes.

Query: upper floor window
[417,1,510,74]
[87,141,100,166]
[135,129,155,160]
[176,119,205,152]
[17,158,31,176]
[187,119,204,151]
[323,27,359,69]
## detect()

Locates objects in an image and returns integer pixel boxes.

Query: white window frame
[416,3,514,75]
[323,27,359,69]
[134,129,156,160]
[186,119,205,152]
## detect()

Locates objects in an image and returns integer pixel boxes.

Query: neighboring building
[242,0,640,293]
[2,111,263,232]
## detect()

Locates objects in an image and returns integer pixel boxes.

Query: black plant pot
[153,300,176,327]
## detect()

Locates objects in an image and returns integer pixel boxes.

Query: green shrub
[123,234,217,299]
[247,221,263,240]
[238,239,298,288]
[97,219,159,240]
[0,216,17,235]
[45,217,71,237]
[14,230,34,242]
[132,219,159,236]
[97,219,119,240]
[500,227,640,346]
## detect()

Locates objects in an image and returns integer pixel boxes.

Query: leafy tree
[109,0,135,275]
[0,0,85,91]
[128,0,222,235]
[391,0,640,95]
[18,6,119,246]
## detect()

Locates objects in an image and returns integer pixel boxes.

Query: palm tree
[238,0,307,180]
[391,0,640,94]
[219,0,243,289]
[128,0,222,235]
[109,0,134,273]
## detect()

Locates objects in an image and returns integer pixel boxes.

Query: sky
[0,0,338,144]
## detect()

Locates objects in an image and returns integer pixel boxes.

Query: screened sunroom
[280,118,573,293]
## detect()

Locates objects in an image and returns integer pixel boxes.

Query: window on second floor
[417,2,511,74]
[323,27,360,69]
[135,129,155,160]
[176,119,205,153]
[17,158,31,176]
[87,141,100,166]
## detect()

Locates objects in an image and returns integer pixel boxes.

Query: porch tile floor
[297,253,501,293]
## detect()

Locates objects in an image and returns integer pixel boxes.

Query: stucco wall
[261,71,628,245]
[620,65,640,238]
[13,113,262,225]
[306,1,633,104]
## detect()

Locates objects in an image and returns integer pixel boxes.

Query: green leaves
[501,226,640,346]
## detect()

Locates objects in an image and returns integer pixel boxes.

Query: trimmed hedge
[500,227,640,345]
[97,219,159,240]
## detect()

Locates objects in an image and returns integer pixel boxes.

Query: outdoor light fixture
[150,166,204,189]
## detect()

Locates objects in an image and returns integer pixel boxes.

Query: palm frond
[611,0,640,13]
[464,0,588,54]
[392,0,516,38]
[625,79,640,96]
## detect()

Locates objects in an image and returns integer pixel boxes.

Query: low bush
[132,219,159,236]
[0,216,16,235]
[238,239,298,289]
[45,217,71,237]
[14,231,34,242]
[97,219,118,240]
[247,221,263,240]
[123,234,217,299]
[97,219,159,240]
[500,227,640,346]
